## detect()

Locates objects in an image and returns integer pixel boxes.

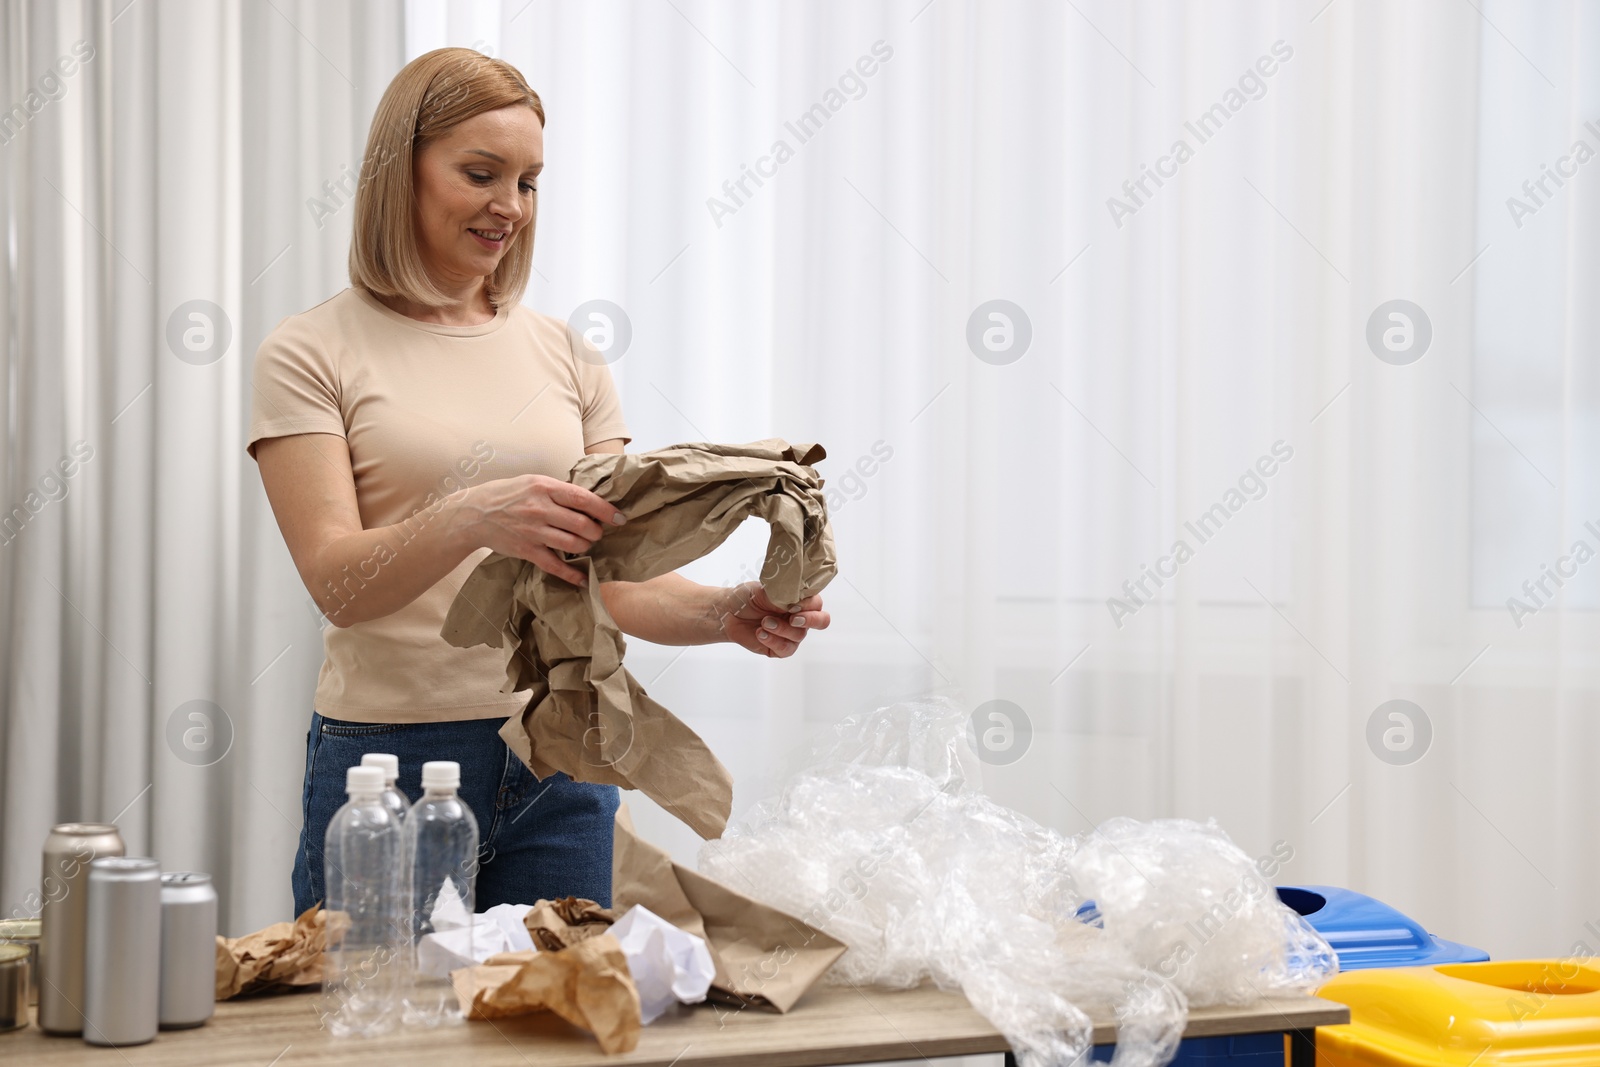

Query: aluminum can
[82,857,160,1046]
[38,822,124,1034]
[0,918,40,1005]
[0,943,26,1032]
[159,872,217,1029]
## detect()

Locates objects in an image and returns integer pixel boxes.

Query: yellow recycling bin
[1313,959,1600,1066]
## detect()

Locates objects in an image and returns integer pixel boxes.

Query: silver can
[0,943,26,1032]
[0,918,40,1006]
[82,857,161,1046]
[38,822,125,1035]
[159,872,217,1029]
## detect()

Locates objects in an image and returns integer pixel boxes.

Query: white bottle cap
[421,760,460,791]
[346,765,385,795]
[361,753,399,784]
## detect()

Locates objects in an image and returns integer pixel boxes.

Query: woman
[247,48,828,916]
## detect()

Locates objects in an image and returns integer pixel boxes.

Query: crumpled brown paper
[440,439,838,840]
[612,806,845,1012]
[214,904,350,1000]
[524,896,618,950]
[452,935,641,1053]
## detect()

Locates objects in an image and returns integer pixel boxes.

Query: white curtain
[0,0,405,931]
[4,0,1594,989]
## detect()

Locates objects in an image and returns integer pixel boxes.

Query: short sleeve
[246,316,347,460]
[568,325,632,448]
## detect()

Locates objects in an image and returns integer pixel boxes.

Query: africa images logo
[1105,40,1294,228]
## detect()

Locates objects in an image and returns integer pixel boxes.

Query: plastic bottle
[403,760,480,1027]
[321,764,402,1037]
[359,753,411,982]
[360,753,410,827]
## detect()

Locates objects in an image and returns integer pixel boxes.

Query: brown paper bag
[441,439,837,840]
[611,806,846,1012]
[214,904,350,1000]
[452,935,641,1053]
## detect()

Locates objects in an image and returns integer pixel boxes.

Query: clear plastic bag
[698,698,1336,1066]
[1068,817,1339,1008]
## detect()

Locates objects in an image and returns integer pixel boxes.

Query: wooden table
[6,982,1349,1066]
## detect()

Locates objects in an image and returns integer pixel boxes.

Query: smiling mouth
[468,228,507,244]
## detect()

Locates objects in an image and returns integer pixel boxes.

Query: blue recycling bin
[1089,1032,1285,1064]
[1274,885,1489,970]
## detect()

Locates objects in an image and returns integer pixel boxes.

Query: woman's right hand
[457,475,626,586]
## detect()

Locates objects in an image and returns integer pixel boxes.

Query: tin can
[83,857,161,1046]
[0,943,27,1032]
[159,872,217,1029]
[0,918,40,1006]
[38,822,124,1035]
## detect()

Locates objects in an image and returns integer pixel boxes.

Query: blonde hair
[349,48,545,310]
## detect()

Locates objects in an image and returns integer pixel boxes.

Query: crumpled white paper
[416,887,533,977]
[420,898,714,1024]
[483,903,536,952]
[429,878,471,930]
[610,905,716,1023]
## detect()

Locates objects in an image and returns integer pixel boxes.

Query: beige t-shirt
[247,287,631,723]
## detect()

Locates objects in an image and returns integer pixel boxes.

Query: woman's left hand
[719,581,830,658]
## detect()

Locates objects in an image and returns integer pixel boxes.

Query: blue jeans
[291,711,620,918]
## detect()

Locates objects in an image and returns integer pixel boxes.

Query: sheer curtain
[3,0,1593,975]
[0,0,405,932]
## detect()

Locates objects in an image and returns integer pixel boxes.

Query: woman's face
[412,104,543,290]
